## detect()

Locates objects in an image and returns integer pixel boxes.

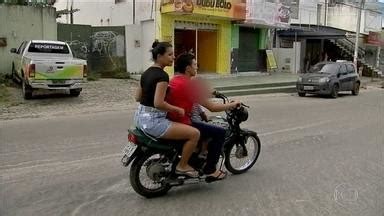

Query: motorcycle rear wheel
[224,134,261,174]
[130,153,171,198]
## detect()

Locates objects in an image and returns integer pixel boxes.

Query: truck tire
[22,80,33,100]
[70,89,82,97]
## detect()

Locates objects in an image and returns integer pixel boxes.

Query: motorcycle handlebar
[212,91,250,108]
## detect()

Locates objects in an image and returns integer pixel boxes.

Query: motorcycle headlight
[297,77,303,82]
[319,77,330,83]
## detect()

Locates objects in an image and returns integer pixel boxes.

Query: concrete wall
[273,41,301,73]
[54,0,154,26]
[292,0,382,34]
[57,24,127,75]
[141,20,155,71]
[125,24,142,73]
[123,19,155,74]
[291,0,319,26]
[0,5,57,74]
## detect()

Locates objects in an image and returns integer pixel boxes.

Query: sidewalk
[360,76,384,89]
[201,72,297,88]
[131,71,382,96]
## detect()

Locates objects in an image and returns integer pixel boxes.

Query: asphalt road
[1,89,383,216]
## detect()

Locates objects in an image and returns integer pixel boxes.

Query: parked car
[296,61,360,98]
[10,40,87,99]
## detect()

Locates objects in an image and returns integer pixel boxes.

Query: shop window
[328,0,344,7]
[280,39,293,48]
[291,0,299,19]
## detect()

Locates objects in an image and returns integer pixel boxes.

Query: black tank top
[140,67,169,107]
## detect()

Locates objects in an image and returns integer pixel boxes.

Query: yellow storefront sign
[266,49,277,70]
[161,0,246,20]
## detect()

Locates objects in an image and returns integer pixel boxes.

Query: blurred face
[157,47,175,67]
[186,59,198,77]
[193,77,212,99]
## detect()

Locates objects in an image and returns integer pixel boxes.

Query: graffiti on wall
[65,40,89,60]
[91,31,118,55]
[89,30,125,73]
[58,24,126,76]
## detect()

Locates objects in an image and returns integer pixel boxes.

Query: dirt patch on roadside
[0,79,138,120]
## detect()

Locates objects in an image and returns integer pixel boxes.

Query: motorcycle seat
[129,128,175,151]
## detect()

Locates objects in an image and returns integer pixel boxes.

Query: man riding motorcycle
[166,53,240,182]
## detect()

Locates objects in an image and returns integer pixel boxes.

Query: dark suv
[296,61,360,98]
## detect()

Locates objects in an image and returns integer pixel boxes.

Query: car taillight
[28,64,35,78]
[83,65,88,77]
[128,133,138,144]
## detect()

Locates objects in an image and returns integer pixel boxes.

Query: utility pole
[375,46,381,80]
[133,0,136,24]
[324,0,327,26]
[353,0,365,66]
[70,0,74,24]
[66,0,69,24]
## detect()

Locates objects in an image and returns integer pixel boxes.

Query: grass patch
[0,73,12,85]
[0,84,10,103]
[87,70,130,80]
[87,73,101,81]
[112,71,130,79]
[0,74,13,103]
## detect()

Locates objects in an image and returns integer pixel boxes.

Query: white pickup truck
[10,40,87,99]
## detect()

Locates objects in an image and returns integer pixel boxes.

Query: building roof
[277,24,347,39]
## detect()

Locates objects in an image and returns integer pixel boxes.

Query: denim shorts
[134,104,172,138]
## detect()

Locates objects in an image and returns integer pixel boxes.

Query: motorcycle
[121,91,261,198]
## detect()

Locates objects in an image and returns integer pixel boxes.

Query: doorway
[174,28,218,73]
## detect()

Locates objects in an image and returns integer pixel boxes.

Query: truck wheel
[70,89,82,97]
[22,80,33,100]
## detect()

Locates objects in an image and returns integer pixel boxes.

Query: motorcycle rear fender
[122,147,143,167]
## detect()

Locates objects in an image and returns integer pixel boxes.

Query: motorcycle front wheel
[224,133,261,174]
[129,153,171,198]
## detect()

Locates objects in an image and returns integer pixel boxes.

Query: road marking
[259,120,333,136]
[1,120,334,181]
[0,153,121,184]
[71,195,107,216]
[0,159,55,169]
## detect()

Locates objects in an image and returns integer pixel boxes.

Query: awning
[277,25,347,39]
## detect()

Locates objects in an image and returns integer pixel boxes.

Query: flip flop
[205,170,227,183]
[175,169,199,178]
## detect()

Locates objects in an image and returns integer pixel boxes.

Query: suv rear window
[28,43,70,54]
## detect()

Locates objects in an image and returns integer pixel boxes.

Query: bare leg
[161,122,200,172]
